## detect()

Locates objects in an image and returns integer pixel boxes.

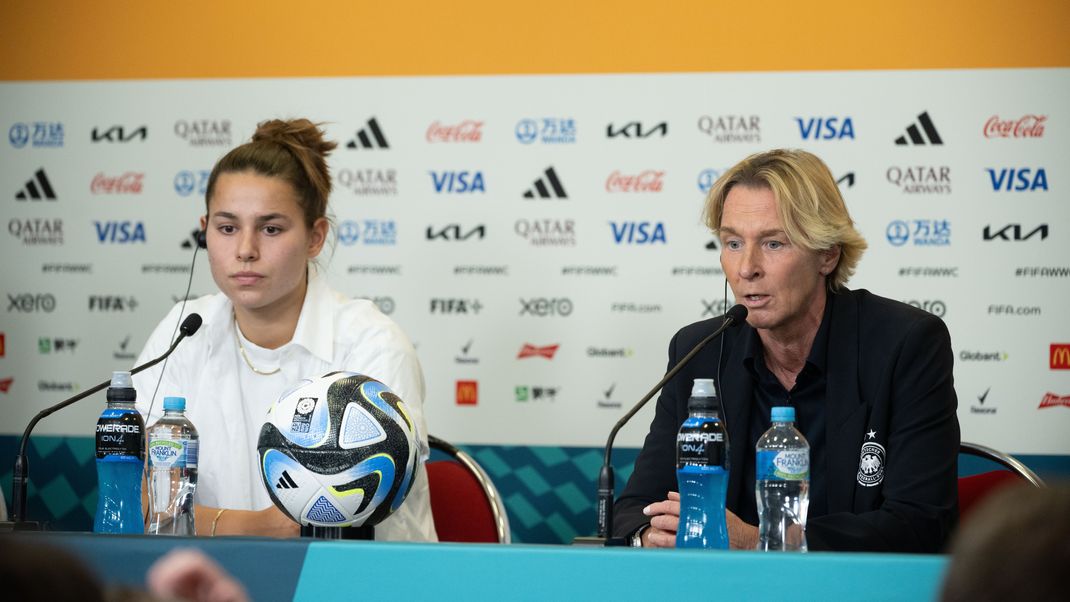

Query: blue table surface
[9,532,949,602]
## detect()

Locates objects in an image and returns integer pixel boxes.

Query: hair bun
[252,119,337,159]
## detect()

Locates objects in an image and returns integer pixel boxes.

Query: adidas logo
[16,169,57,200]
[523,167,568,199]
[837,172,856,188]
[276,470,299,489]
[895,111,943,146]
[346,118,390,149]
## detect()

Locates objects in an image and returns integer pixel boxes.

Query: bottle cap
[163,396,186,411]
[110,371,133,388]
[771,406,795,422]
[690,378,716,398]
[107,370,137,402]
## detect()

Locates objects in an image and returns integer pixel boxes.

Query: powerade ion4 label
[756,450,809,480]
[95,407,145,461]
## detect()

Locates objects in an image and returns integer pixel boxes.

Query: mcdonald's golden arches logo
[1051,344,1070,370]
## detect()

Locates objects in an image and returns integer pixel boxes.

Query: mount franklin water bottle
[676,378,729,549]
[94,371,145,534]
[755,406,810,551]
[147,396,199,535]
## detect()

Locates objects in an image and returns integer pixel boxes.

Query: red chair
[958,441,1044,521]
[426,435,511,543]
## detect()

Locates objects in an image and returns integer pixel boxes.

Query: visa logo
[795,116,855,140]
[985,168,1048,191]
[94,221,146,243]
[610,221,666,244]
[430,171,485,193]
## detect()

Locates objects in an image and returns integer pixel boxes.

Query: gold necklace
[234,317,281,376]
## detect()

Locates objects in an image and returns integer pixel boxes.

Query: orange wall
[2,0,1068,80]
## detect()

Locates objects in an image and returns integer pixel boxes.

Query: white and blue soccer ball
[257,371,420,527]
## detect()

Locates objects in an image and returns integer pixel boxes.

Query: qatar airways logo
[605,170,664,193]
[984,114,1046,139]
[91,172,144,194]
[426,120,483,143]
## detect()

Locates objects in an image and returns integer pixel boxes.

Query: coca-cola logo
[91,172,144,194]
[426,120,484,143]
[984,114,1046,138]
[605,170,665,193]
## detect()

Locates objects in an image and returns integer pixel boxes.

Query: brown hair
[205,118,336,227]
[703,149,867,291]
[941,483,1070,602]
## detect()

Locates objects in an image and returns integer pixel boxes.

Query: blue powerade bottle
[676,378,730,549]
[94,371,145,534]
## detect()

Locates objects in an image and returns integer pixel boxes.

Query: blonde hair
[703,149,867,290]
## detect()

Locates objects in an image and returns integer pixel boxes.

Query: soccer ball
[257,371,421,528]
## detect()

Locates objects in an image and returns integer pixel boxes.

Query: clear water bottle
[147,396,199,535]
[676,378,730,549]
[94,371,145,534]
[755,406,810,551]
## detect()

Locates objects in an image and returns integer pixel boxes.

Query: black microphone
[574,304,747,546]
[7,313,203,529]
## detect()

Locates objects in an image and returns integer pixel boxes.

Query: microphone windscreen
[726,304,748,324]
[180,313,203,336]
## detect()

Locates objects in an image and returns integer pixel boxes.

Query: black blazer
[614,288,960,552]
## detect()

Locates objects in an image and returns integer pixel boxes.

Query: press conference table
[17,532,947,601]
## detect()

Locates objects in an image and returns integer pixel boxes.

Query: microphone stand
[574,308,745,546]
[6,316,201,530]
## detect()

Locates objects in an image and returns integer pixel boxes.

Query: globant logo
[174,119,232,147]
[697,169,723,194]
[795,116,855,140]
[886,166,951,194]
[959,350,1007,362]
[698,115,760,143]
[174,170,210,197]
[9,122,64,148]
[337,220,396,246]
[338,168,397,196]
[9,218,63,245]
[426,120,483,143]
[984,115,1046,138]
[91,172,144,195]
[610,221,667,245]
[515,118,576,144]
[587,347,634,358]
[985,167,1048,192]
[605,170,664,193]
[886,220,951,247]
[515,218,575,247]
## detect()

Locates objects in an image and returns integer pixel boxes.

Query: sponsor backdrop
[2,2,1069,543]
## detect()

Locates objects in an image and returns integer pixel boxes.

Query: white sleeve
[132,302,194,426]
[339,323,437,542]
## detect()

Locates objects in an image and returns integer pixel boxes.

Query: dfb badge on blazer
[857,430,885,487]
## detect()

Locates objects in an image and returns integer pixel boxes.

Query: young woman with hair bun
[133,119,436,540]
